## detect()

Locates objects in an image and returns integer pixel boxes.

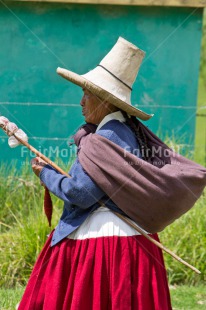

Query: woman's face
[80,89,116,124]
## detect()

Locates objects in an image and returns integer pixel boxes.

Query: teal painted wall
[0,2,203,167]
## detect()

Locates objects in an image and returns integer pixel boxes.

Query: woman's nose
[80,95,85,106]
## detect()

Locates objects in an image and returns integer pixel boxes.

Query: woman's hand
[31,157,47,177]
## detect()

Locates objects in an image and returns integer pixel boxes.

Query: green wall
[0,2,203,167]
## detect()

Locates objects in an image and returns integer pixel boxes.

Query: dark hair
[121,111,151,161]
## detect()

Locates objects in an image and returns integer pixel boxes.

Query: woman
[18,37,172,309]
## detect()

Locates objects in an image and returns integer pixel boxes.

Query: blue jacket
[40,119,141,246]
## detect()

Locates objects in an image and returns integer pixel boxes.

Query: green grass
[0,161,66,288]
[170,285,206,310]
[0,286,206,310]
[160,192,206,285]
[0,287,24,310]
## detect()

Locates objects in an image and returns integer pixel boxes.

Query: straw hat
[57,37,153,121]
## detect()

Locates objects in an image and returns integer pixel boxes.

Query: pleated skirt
[18,207,172,310]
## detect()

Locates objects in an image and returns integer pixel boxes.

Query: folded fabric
[77,122,206,233]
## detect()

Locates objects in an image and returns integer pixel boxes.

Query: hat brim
[56,67,153,121]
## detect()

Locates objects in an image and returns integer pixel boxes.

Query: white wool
[8,129,28,148]
[0,116,9,126]
[6,122,18,133]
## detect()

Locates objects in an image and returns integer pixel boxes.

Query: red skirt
[18,208,172,310]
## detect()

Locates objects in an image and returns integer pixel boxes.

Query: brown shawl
[75,122,206,233]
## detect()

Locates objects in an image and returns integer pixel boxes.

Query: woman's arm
[39,159,105,209]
